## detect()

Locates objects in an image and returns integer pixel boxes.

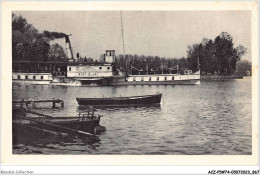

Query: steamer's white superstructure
[12,73,53,84]
[111,70,200,85]
[126,71,200,85]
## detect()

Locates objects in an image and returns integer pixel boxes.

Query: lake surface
[12,77,252,154]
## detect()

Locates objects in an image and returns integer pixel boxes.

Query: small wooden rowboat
[76,93,162,106]
[12,108,105,144]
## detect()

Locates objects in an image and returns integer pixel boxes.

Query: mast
[197,52,200,71]
[120,11,128,75]
[120,11,126,57]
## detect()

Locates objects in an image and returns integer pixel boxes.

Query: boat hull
[13,80,51,85]
[44,118,100,133]
[110,79,200,85]
[76,94,162,106]
[13,116,101,145]
[13,117,100,133]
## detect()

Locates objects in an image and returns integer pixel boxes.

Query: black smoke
[43,31,67,39]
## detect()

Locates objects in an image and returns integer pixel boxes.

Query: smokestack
[65,35,74,61]
[43,31,74,61]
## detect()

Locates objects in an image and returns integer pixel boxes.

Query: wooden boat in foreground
[12,108,105,145]
[76,93,162,106]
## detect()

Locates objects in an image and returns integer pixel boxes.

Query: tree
[214,32,237,75]
[186,44,201,73]
[204,40,217,75]
[236,60,251,76]
[12,13,67,63]
[48,43,66,61]
[12,13,51,62]
[186,32,247,75]
[232,45,247,72]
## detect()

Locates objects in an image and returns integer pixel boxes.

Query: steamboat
[12,13,200,86]
[12,37,200,86]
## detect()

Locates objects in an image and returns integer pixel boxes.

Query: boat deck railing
[78,106,96,120]
[16,108,99,122]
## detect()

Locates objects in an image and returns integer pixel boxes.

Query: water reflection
[13,136,102,154]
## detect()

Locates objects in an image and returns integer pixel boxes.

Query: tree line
[113,55,187,75]
[113,32,248,75]
[186,32,247,75]
[12,13,250,76]
[12,13,67,63]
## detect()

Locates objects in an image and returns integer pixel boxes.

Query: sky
[15,11,251,61]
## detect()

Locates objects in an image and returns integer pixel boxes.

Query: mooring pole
[61,101,64,108]
[52,102,56,108]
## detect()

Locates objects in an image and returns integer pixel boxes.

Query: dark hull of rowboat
[13,117,100,133]
[45,118,100,133]
[76,93,162,106]
[12,117,100,144]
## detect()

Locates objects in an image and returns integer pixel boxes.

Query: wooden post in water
[52,102,56,108]
[61,101,64,108]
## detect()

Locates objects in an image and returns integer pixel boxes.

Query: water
[12,77,252,154]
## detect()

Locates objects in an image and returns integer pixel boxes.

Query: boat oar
[24,109,53,118]
[19,117,99,138]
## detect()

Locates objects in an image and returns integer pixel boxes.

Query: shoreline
[201,75,245,80]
